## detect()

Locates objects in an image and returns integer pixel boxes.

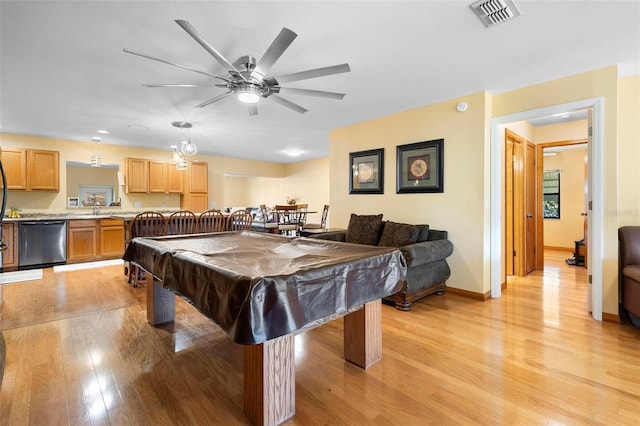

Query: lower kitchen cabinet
[1,222,19,271]
[68,219,99,262]
[100,218,125,258]
[67,218,125,263]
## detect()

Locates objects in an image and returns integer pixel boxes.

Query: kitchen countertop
[2,210,181,222]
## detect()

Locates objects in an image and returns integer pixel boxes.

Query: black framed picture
[396,139,444,193]
[349,148,384,194]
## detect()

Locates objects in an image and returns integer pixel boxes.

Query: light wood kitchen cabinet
[189,161,208,193]
[167,163,184,193]
[125,157,149,193]
[185,194,208,213]
[99,218,125,258]
[148,161,167,193]
[180,161,208,212]
[0,148,59,191]
[67,218,125,263]
[1,148,27,190]
[27,149,59,191]
[68,219,99,262]
[148,161,184,194]
[1,222,19,270]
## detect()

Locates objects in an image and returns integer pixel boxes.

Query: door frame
[489,98,603,321]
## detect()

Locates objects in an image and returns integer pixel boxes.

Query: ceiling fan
[124,20,351,115]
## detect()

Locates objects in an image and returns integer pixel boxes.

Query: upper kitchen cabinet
[124,157,149,193]
[149,161,184,194]
[0,148,59,191]
[180,161,208,212]
[28,149,60,190]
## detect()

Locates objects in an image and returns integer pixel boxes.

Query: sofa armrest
[308,230,347,242]
[401,239,453,268]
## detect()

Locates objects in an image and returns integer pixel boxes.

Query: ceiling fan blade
[123,48,217,77]
[279,87,346,100]
[144,84,216,87]
[175,20,247,81]
[251,28,297,83]
[194,91,233,108]
[248,104,258,116]
[274,63,351,84]
[269,94,308,114]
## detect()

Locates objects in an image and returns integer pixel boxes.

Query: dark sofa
[309,214,453,310]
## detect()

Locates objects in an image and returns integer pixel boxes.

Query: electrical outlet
[134,201,142,208]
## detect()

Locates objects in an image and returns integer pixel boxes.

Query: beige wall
[617,74,640,227]
[330,66,632,317]
[329,91,489,294]
[542,149,588,248]
[493,66,620,314]
[246,157,330,215]
[0,133,328,215]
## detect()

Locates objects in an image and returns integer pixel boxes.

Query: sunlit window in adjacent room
[543,170,560,219]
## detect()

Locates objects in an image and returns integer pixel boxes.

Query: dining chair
[259,204,280,234]
[166,210,197,235]
[303,204,330,230]
[128,211,167,287]
[274,205,299,236]
[196,209,227,233]
[294,203,309,233]
[227,210,253,231]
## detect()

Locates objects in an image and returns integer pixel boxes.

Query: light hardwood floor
[1,250,638,425]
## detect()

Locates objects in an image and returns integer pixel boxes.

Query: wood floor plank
[0,253,639,425]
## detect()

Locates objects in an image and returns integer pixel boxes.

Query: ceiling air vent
[470,0,521,27]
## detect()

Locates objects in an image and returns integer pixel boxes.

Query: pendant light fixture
[172,121,197,157]
[91,136,102,167]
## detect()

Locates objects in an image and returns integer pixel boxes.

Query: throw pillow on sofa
[345,213,384,245]
[378,221,420,247]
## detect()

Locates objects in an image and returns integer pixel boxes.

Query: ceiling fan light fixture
[237,86,261,104]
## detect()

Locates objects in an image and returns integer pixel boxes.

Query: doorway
[538,140,588,269]
[490,98,604,321]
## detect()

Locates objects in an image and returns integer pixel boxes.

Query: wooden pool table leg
[147,276,175,325]
[344,299,382,369]
[243,333,295,426]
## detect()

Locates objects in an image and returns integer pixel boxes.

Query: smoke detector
[470,0,521,27]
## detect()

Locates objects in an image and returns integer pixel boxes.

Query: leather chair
[619,226,640,327]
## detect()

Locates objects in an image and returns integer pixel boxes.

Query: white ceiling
[1,1,639,163]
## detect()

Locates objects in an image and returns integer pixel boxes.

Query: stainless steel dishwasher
[18,220,67,269]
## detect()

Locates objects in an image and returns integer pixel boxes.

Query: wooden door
[505,136,515,276]
[525,142,537,274]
